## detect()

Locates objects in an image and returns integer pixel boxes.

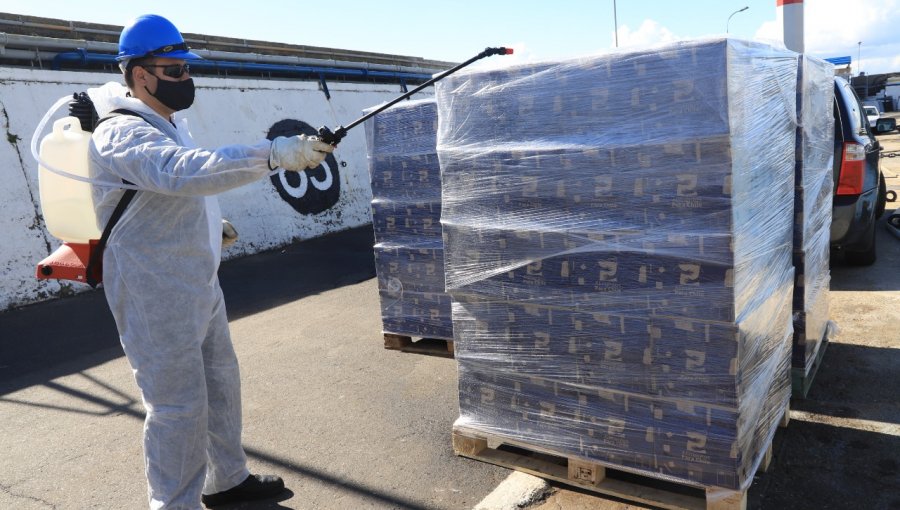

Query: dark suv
[831,76,887,265]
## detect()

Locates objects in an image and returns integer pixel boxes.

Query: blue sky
[6,0,899,74]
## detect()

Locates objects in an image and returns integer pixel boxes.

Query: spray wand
[316,46,513,146]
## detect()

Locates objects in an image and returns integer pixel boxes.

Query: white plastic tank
[38,116,102,243]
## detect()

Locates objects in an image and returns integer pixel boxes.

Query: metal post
[613,0,619,47]
[779,0,805,53]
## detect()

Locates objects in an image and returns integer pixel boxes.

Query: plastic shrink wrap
[365,99,453,340]
[793,55,835,374]
[437,38,798,491]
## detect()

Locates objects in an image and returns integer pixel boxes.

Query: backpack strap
[96,108,151,127]
[85,108,151,288]
[85,188,137,287]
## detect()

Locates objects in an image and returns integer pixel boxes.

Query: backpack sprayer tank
[38,94,102,243]
[35,93,103,284]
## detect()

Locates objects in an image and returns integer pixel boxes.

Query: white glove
[222,219,238,248]
[269,135,334,171]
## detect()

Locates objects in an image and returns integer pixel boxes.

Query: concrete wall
[0,67,415,312]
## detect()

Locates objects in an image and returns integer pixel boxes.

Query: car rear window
[842,82,868,136]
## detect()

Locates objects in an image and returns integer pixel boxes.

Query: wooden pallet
[452,426,779,510]
[383,333,454,358]
[791,330,830,399]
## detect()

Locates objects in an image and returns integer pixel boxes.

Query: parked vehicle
[831,77,887,265]
[864,105,880,128]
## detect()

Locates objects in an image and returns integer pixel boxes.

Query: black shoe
[202,474,285,507]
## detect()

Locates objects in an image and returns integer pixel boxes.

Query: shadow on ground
[749,340,900,509]
[752,421,900,510]
[0,226,376,394]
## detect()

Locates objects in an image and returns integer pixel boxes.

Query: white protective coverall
[88,82,271,510]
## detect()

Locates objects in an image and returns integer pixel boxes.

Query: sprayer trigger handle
[317,125,347,146]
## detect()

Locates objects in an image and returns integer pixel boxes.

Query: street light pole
[857,41,868,98]
[613,0,619,48]
[857,41,862,76]
[727,6,749,34]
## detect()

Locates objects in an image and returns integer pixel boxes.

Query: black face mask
[146,77,195,111]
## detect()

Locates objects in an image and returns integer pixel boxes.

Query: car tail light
[836,142,866,195]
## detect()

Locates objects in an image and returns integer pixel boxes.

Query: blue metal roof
[825,56,852,66]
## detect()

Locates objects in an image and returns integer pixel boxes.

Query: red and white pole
[779,0,805,53]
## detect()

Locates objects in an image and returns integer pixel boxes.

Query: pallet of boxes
[434,39,823,510]
[366,99,455,357]
[791,55,835,398]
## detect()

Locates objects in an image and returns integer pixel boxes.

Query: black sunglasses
[141,63,191,79]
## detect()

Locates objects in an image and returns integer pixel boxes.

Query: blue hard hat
[117,14,201,61]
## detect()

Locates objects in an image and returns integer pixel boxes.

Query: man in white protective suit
[87,14,331,510]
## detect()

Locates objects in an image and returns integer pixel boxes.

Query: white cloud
[616,20,679,49]
[803,0,898,51]
[755,18,783,46]
[755,0,900,74]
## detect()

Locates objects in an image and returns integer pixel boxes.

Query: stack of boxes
[365,99,453,340]
[792,55,834,376]
[437,39,798,491]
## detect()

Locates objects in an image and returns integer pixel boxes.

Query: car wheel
[844,219,877,266]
